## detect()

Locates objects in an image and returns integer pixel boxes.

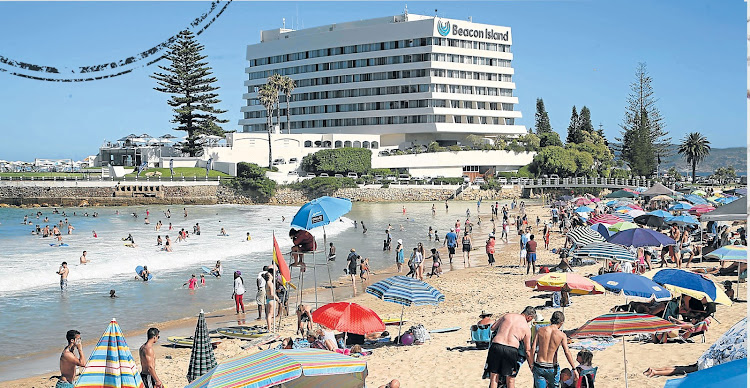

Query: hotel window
[362,141,370,148]
[344,141,352,148]
[335,141,342,148]
[371,141,379,149]
[467,116,475,124]
[304,141,312,148]
[463,166,480,172]
[353,141,362,148]
[453,115,462,123]
[505,118,515,125]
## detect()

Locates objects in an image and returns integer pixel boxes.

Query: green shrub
[290,177,358,197]
[480,178,504,191]
[230,162,277,202]
[431,177,464,185]
[300,148,371,175]
[448,145,462,152]
[370,168,395,176]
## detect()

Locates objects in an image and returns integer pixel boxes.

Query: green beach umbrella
[187,310,218,382]
[608,222,638,233]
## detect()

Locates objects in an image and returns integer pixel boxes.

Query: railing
[0,175,223,182]
[520,177,654,188]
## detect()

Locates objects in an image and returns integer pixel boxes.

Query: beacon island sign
[436,19,509,41]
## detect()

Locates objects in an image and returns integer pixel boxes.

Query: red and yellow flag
[273,234,291,286]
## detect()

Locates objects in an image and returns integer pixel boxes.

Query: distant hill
[612,144,746,174]
[658,145,746,174]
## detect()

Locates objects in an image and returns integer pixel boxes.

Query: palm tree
[279,76,296,133]
[677,132,711,183]
[258,83,277,168]
[268,74,283,129]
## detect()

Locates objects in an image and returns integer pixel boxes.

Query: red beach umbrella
[690,204,716,215]
[587,214,623,225]
[311,302,385,335]
[573,197,592,206]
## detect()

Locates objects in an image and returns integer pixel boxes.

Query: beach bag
[410,324,430,343]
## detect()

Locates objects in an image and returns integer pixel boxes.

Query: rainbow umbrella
[571,312,679,388]
[185,348,367,388]
[74,318,143,388]
[525,272,605,295]
[705,245,747,299]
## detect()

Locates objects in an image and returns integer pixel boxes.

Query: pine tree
[534,98,553,134]
[624,109,656,176]
[565,106,580,144]
[578,106,594,134]
[617,62,671,172]
[151,30,227,157]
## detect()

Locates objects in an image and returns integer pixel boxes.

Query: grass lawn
[124,167,230,178]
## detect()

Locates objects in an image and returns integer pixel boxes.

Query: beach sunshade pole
[397,305,405,344]
[622,337,629,388]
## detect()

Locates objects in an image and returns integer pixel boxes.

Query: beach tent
[662,358,747,388]
[700,197,747,222]
[74,318,143,388]
[696,317,747,370]
[185,348,368,388]
[642,182,675,197]
[605,190,639,199]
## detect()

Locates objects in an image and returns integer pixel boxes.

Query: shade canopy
[311,302,385,335]
[607,228,676,248]
[74,318,143,388]
[701,197,747,222]
[663,358,747,388]
[648,269,732,305]
[567,226,607,247]
[290,196,352,230]
[525,273,605,295]
[683,194,709,205]
[572,242,635,262]
[185,348,368,388]
[642,182,675,197]
[704,245,747,262]
[606,190,639,198]
[591,273,671,302]
[571,312,679,338]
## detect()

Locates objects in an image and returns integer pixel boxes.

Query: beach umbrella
[588,214,623,225]
[185,348,368,388]
[634,214,667,228]
[705,245,747,298]
[665,215,699,227]
[73,318,143,388]
[525,273,605,295]
[689,204,716,215]
[187,310,218,382]
[608,222,638,233]
[627,209,646,218]
[290,196,352,231]
[607,228,676,248]
[614,206,632,212]
[567,226,606,247]
[575,205,594,213]
[590,223,611,239]
[692,190,708,196]
[571,312,680,388]
[606,189,638,198]
[648,210,673,218]
[590,197,601,202]
[366,275,444,343]
[684,194,709,205]
[616,213,635,223]
[650,195,674,202]
[647,268,732,305]
[573,197,592,206]
[663,358,747,388]
[696,317,747,370]
[669,202,693,211]
[311,302,385,336]
[572,242,635,262]
[626,203,643,210]
[591,273,672,302]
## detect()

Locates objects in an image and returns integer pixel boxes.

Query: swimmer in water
[200,274,206,286]
[246,232,252,241]
[220,227,227,236]
[80,251,89,264]
[92,230,97,238]
[183,274,198,290]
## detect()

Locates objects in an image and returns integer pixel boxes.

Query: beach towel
[569,338,619,352]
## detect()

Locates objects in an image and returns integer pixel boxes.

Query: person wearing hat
[347,248,360,292]
[395,239,404,273]
[478,311,493,326]
[486,233,496,267]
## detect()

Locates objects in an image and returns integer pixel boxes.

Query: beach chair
[576,367,597,388]
[469,324,492,349]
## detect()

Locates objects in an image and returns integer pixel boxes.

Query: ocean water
[0,200,519,379]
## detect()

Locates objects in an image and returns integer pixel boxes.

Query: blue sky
[0,1,745,161]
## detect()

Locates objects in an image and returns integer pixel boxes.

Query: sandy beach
[2,201,746,388]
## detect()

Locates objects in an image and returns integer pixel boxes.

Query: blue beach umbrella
[290,196,352,230]
[684,194,709,205]
[665,215,699,227]
[575,206,594,213]
[668,202,693,211]
[366,276,445,343]
[590,223,610,239]
[648,210,673,218]
[614,206,632,212]
[663,358,747,388]
[616,213,634,223]
[592,273,672,302]
[607,228,676,248]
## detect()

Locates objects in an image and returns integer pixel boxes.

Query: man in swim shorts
[57,262,69,291]
[485,306,536,388]
[139,328,163,388]
[444,229,458,263]
[58,329,85,388]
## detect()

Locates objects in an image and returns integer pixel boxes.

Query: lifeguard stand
[288,249,336,310]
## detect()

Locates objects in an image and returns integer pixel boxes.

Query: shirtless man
[79,251,89,265]
[139,328,163,388]
[57,329,85,388]
[485,306,536,388]
[530,311,577,388]
[57,262,69,291]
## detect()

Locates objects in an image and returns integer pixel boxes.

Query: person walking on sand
[413,246,424,280]
[58,330,86,388]
[486,234,496,266]
[395,239,405,272]
[526,234,538,275]
[57,262,69,291]
[347,248,359,293]
[255,266,268,320]
[233,271,246,314]
[530,311,578,388]
[485,306,536,388]
[444,229,458,263]
[139,328,163,388]
[428,248,442,277]
[520,230,529,268]
[461,231,473,266]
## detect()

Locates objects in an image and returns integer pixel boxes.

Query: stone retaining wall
[0,185,218,207]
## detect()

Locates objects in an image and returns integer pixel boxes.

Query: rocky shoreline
[0,184,523,207]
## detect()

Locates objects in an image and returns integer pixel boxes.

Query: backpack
[409,324,430,344]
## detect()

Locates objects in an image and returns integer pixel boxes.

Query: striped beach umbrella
[74,318,143,388]
[588,214,623,225]
[366,275,444,343]
[689,204,716,215]
[705,245,747,262]
[187,310,217,382]
[572,242,635,262]
[615,213,635,223]
[571,312,680,388]
[525,273,605,295]
[567,226,606,247]
[185,348,367,388]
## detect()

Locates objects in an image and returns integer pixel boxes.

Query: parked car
[272,158,286,165]
[287,171,298,176]
[498,177,508,184]
[346,172,358,179]
[334,174,344,178]
[398,174,410,181]
[374,174,384,181]
[289,158,298,164]
[386,176,397,182]
[319,173,329,177]
[462,175,470,183]
[510,178,519,184]
[379,150,390,156]
[474,177,485,184]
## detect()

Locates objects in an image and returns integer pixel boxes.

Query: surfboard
[201,266,220,277]
[216,326,269,339]
[135,265,153,281]
[429,327,461,334]
[166,336,221,348]
[49,243,69,247]
[383,318,409,326]
[240,334,281,350]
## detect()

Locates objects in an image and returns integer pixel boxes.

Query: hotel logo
[437,19,451,36]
